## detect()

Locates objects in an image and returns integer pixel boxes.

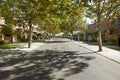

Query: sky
[84,17,94,24]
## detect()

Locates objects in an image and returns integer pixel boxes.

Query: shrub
[90,40,97,42]
[32,35,38,40]
[21,38,28,42]
[0,40,6,45]
[103,40,107,42]
[2,24,15,37]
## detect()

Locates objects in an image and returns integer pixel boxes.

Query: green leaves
[2,24,15,37]
[0,0,87,36]
[85,0,120,21]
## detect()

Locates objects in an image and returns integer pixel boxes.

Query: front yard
[83,41,120,51]
[0,43,27,49]
[105,46,120,51]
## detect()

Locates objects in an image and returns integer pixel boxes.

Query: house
[0,17,42,43]
[108,16,120,46]
[0,17,18,43]
[15,24,43,42]
[0,17,6,41]
[86,23,98,41]
[85,16,120,46]
[100,19,111,41]
[15,24,29,42]
[101,17,120,46]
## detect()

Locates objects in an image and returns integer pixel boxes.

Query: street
[0,38,120,80]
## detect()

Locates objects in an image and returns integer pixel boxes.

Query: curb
[72,41,120,64]
[15,43,45,52]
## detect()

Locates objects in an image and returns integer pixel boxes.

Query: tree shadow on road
[45,41,68,43]
[0,50,95,80]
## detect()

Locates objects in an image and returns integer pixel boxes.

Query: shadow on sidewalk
[0,50,95,80]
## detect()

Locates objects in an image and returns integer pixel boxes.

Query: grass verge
[105,46,120,51]
[0,43,27,49]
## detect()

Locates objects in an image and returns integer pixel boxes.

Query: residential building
[108,16,120,46]
[0,17,42,43]
[0,17,6,41]
[85,16,120,46]
[86,23,98,41]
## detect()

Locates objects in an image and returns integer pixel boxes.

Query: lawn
[105,46,120,51]
[83,41,120,51]
[0,43,27,49]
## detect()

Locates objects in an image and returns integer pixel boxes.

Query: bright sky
[84,17,94,24]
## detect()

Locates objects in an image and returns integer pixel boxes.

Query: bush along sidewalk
[0,40,6,45]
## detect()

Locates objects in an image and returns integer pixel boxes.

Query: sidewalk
[73,41,120,64]
[15,42,45,52]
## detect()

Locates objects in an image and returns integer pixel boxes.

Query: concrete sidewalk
[15,42,45,52]
[73,41,120,64]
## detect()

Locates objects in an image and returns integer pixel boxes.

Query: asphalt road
[0,38,120,80]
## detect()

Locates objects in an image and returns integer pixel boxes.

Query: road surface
[0,38,120,80]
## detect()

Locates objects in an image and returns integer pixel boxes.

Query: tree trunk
[98,28,102,51]
[42,31,45,42]
[97,1,103,52]
[78,33,80,41]
[83,32,86,40]
[98,17,103,52]
[28,19,33,48]
[71,33,73,40]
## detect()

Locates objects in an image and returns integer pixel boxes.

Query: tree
[1,24,15,43]
[60,0,85,40]
[38,18,61,41]
[85,0,120,51]
[14,0,74,47]
[0,0,91,47]
[77,20,87,41]
[12,0,43,48]
[35,0,73,40]
[2,24,15,37]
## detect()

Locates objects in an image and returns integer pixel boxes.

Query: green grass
[32,39,44,42]
[105,46,120,51]
[0,43,27,49]
[83,41,120,51]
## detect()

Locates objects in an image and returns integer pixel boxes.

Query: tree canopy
[0,0,90,45]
